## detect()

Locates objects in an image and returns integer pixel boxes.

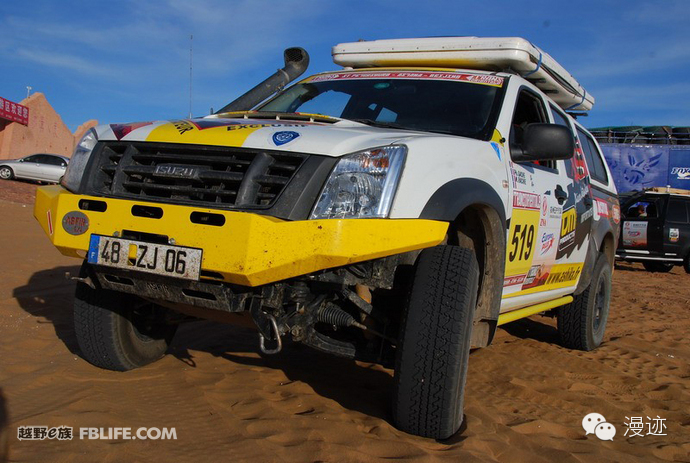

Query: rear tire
[393,245,479,439]
[643,261,674,273]
[0,167,13,180]
[558,254,611,351]
[74,281,177,371]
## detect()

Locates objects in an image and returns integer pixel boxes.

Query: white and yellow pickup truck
[34,37,619,439]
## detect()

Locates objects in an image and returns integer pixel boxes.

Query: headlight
[61,128,98,192]
[311,145,406,219]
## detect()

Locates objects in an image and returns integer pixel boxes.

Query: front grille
[88,142,308,209]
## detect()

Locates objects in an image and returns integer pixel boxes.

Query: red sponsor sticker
[513,191,541,210]
[503,274,526,287]
[595,199,610,217]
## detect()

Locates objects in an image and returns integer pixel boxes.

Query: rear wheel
[393,245,479,439]
[74,280,177,371]
[643,261,674,273]
[558,254,611,351]
[0,167,13,180]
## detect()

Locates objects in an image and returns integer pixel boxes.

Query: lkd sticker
[272,131,300,146]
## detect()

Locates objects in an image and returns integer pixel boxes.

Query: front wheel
[0,167,13,180]
[73,280,177,371]
[558,254,612,351]
[643,261,674,273]
[393,245,479,439]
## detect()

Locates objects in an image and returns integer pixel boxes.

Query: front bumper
[34,186,448,286]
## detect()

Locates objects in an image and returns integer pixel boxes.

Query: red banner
[0,96,29,126]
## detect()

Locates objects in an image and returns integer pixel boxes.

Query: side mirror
[512,123,574,162]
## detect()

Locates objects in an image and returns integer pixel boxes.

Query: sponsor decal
[671,167,690,180]
[513,191,541,210]
[272,131,300,146]
[540,232,555,255]
[62,211,89,236]
[172,120,194,135]
[594,199,610,221]
[503,274,526,287]
[612,205,621,224]
[544,264,582,285]
[227,123,309,131]
[110,122,153,140]
[622,221,648,247]
[669,228,680,242]
[309,71,504,86]
[549,205,562,219]
[558,206,577,251]
[580,207,594,223]
[490,142,501,160]
[522,264,551,290]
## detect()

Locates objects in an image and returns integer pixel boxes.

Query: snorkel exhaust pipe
[217,47,310,113]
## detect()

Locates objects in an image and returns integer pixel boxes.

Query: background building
[0,93,96,161]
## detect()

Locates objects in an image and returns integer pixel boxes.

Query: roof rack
[332,37,594,111]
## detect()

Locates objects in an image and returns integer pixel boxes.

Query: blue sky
[1,0,688,132]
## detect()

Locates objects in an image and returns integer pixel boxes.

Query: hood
[95,116,443,157]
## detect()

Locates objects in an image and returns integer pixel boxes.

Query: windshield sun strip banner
[306,71,504,87]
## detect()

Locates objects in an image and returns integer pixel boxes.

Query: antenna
[189,34,193,119]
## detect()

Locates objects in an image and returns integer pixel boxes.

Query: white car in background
[0,153,69,183]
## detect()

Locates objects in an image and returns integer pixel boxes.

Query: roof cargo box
[332,37,594,111]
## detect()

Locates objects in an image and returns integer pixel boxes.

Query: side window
[36,155,57,165]
[510,90,553,168]
[576,128,609,184]
[23,155,38,163]
[550,106,570,128]
[627,200,659,219]
[667,199,688,223]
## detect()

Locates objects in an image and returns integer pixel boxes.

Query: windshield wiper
[351,119,459,136]
[217,110,340,124]
[350,118,409,130]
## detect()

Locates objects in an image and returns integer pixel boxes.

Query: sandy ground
[0,180,689,463]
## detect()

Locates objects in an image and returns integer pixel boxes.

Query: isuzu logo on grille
[153,165,202,179]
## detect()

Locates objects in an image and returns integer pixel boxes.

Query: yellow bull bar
[34,186,449,287]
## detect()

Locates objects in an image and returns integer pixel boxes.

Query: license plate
[87,235,202,280]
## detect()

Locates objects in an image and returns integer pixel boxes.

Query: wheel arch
[420,178,507,348]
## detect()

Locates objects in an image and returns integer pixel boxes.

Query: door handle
[555,185,568,205]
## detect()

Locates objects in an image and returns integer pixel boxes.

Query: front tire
[0,167,13,180]
[393,245,479,439]
[558,254,612,351]
[643,261,674,273]
[74,281,177,371]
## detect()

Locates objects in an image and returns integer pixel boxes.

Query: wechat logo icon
[582,413,616,441]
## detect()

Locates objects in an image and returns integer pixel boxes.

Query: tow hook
[258,314,283,355]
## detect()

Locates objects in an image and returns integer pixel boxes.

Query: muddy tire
[643,261,674,273]
[558,254,611,351]
[74,281,177,371]
[393,245,479,439]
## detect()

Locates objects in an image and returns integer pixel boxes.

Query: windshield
[258,71,504,139]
